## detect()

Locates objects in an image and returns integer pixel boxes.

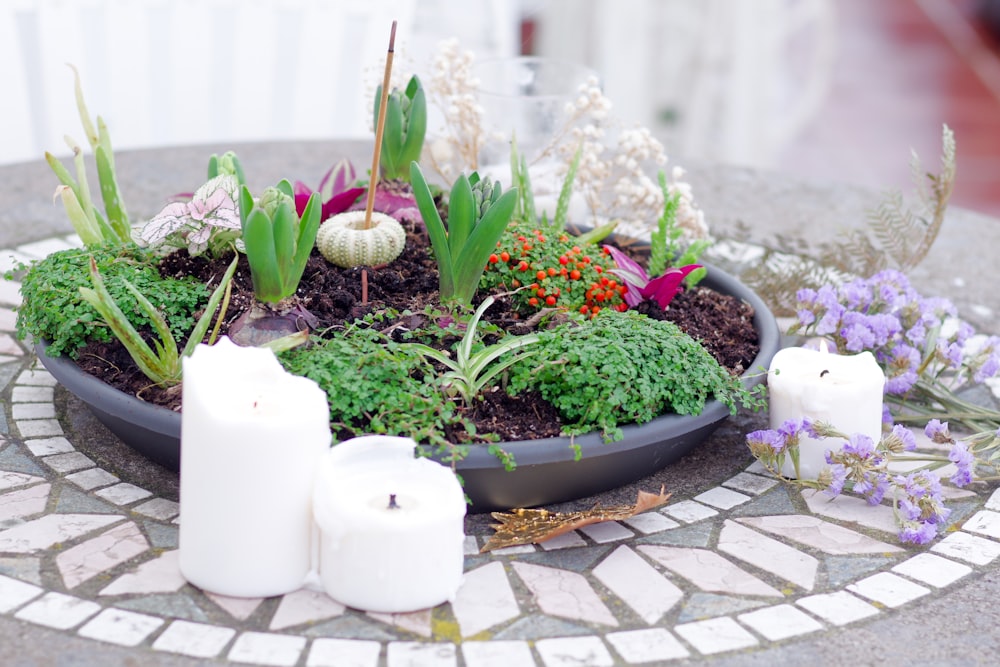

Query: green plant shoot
[78,254,238,387]
[375,75,427,182]
[649,170,710,286]
[405,295,540,405]
[239,181,322,303]
[410,162,518,307]
[207,151,247,186]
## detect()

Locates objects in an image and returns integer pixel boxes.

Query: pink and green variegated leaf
[318,159,357,202]
[139,202,194,246]
[641,265,702,309]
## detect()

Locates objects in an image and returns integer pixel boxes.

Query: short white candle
[314,435,466,613]
[767,343,886,479]
[179,336,331,597]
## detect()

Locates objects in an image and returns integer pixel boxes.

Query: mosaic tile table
[3,234,1000,666]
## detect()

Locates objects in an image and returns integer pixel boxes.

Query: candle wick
[388,494,400,510]
[820,369,830,378]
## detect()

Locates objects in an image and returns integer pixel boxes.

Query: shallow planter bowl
[35,263,779,512]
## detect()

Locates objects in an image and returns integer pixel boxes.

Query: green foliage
[207,151,246,186]
[78,255,238,387]
[375,75,427,182]
[13,246,208,359]
[508,309,758,441]
[649,171,710,285]
[239,181,322,303]
[410,163,518,307]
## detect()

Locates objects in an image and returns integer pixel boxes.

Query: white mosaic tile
[489,544,536,556]
[622,511,679,534]
[367,609,433,638]
[0,573,42,612]
[578,521,634,543]
[722,472,779,495]
[16,419,63,438]
[16,369,57,386]
[41,452,95,474]
[0,333,23,356]
[14,591,101,629]
[228,631,307,667]
[452,562,520,638]
[674,616,759,655]
[737,515,903,555]
[0,483,51,522]
[153,620,237,659]
[538,531,587,550]
[386,642,457,667]
[737,604,823,641]
[56,521,150,588]
[77,608,164,646]
[0,471,45,491]
[18,237,76,258]
[64,468,120,491]
[606,628,689,663]
[206,593,265,621]
[931,531,1000,565]
[23,436,73,456]
[536,636,613,667]
[663,500,718,523]
[11,403,56,420]
[744,460,770,475]
[694,486,751,510]
[512,562,618,626]
[796,591,880,626]
[718,520,818,591]
[0,280,22,307]
[307,638,381,667]
[592,545,683,624]
[269,588,345,631]
[0,513,123,553]
[0,307,16,331]
[94,483,154,506]
[463,535,480,556]
[11,386,54,402]
[847,572,930,608]
[461,640,534,667]
[638,545,783,597]
[133,497,180,521]
[891,553,972,588]
[801,489,899,534]
[985,488,1000,512]
[962,510,1000,540]
[100,550,186,596]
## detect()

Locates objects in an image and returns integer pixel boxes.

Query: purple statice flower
[746,429,787,454]
[883,343,920,395]
[842,433,878,459]
[925,419,953,444]
[777,418,808,443]
[855,471,890,505]
[948,442,975,487]
[840,311,877,352]
[824,463,848,497]
[884,424,917,452]
[841,279,872,311]
[882,404,894,427]
[796,308,816,327]
[973,345,1000,383]
[940,341,964,368]
[898,520,939,545]
[815,303,846,337]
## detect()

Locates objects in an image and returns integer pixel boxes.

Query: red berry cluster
[482,222,627,316]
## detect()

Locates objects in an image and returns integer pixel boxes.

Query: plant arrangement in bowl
[12,51,779,512]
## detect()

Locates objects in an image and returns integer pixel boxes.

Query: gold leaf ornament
[316,210,406,268]
[481,486,672,552]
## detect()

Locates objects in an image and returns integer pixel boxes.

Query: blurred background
[2,0,998,216]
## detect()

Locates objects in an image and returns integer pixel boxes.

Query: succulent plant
[315,211,406,268]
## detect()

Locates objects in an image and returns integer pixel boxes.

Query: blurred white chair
[0,0,520,165]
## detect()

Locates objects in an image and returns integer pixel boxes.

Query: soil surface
[74,218,760,442]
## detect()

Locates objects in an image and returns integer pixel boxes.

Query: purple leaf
[641,265,702,309]
[293,181,314,218]
[318,159,357,202]
[321,187,365,220]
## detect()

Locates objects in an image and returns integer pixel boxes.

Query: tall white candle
[314,435,466,613]
[767,343,886,479]
[179,336,331,597]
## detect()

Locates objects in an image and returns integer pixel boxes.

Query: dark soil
[74,217,759,442]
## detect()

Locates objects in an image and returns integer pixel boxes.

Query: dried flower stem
[364,20,396,231]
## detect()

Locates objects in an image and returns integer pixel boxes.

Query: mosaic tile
[11,386,54,402]
[519,546,610,573]
[512,562,618,627]
[17,237,76,258]
[0,573,42,612]
[578,521,634,543]
[22,436,72,456]
[737,515,904,555]
[622,511,679,534]
[0,513,123,553]
[677,593,769,622]
[94,483,154,506]
[636,522,713,548]
[0,281,21,308]
[606,627,689,663]
[117,594,209,623]
[663,500,718,523]
[269,588,345,631]
[0,482,50,522]
[492,614,591,641]
[718,520,818,590]
[152,620,237,658]
[674,616,759,655]
[133,497,180,521]
[367,608,433,638]
[11,404,55,420]
[57,521,150,588]
[592,545,683,624]
[55,487,118,514]
[824,555,898,588]
[891,553,972,587]
[737,603,823,640]
[17,419,63,438]
[100,549,186,596]
[695,486,752,510]
[303,614,396,641]
[962,510,1000,539]
[228,631,307,666]
[16,369,57,386]
[451,562,520,638]
[64,468,120,491]
[307,637,381,667]
[462,536,479,556]
[931,531,1000,565]
[461,640,534,667]
[722,472,779,495]
[0,470,44,491]
[489,544,536,556]
[538,531,587,550]
[795,590,879,626]
[41,452,95,474]
[847,572,930,607]
[801,489,899,534]
[985,488,1000,511]
[206,592,265,621]
[143,522,179,549]
[77,607,164,646]
[0,556,41,585]
[0,333,23,356]
[14,591,101,629]
[0,307,17,331]
[0,447,44,475]
[638,545,783,597]
[536,636,613,667]
[386,642,457,667]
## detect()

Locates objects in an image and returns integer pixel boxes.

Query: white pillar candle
[179,336,330,597]
[767,343,886,480]
[314,435,466,613]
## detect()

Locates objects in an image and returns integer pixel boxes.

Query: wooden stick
[363,20,396,230]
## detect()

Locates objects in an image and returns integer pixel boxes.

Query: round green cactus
[316,211,407,268]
